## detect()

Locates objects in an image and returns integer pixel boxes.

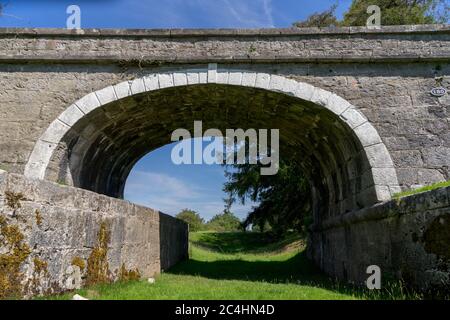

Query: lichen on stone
[24,256,50,297]
[33,257,48,275]
[0,215,31,299]
[4,191,26,210]
[86,221,111,286]
[35,209,43,226]
[71,256,86,272]
[118,263,141,282]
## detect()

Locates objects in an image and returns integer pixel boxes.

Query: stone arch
[24,64,400,217]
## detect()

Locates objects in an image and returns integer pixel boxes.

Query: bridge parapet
[0,25,449,64]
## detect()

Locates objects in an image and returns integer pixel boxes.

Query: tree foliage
[293,4,339,28]
[206,212,242,232]
[342,0,448,26]
[293,0,448,27]
[224,161,311,237]
[175,209,205,232]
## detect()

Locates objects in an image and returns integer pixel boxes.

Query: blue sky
[124,139,257,221]
[0,0,352,28]
[0,0,353,220]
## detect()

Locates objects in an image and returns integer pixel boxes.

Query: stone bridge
[0,25,449,296]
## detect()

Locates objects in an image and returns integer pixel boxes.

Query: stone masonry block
[340,108,368,129]
[255,73,271,89]
[292,82,315,102]
[365,143,395,168]
[207,63,217,83]
[143,74,160,91]
[24,139,58,179]
[173,72,188,87]
[268,74,286,92]
[216,70,229,84]
[58,104,84,127]
[326,93,351,115]
[228,71,243,86]
[241,72,257,87]
[75,92,101,114]
[113,81,132,99]
[130,78,146,94]
[310,87,332,107]
[371,167,399,186]
[354,122,383,147]
[40,120,70,144]
[95,86,117,105]
[158,73,174,89]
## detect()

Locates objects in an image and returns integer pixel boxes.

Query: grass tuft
[393,180,450,199]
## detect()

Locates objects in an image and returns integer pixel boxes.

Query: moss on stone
[4,191,26,210]
[33,257,48,275]
[118,263,141,282]
[86,222,111,286]
[35,209,43,226]
[393,180,450,199]
[0,215,31,299]
[423,215,450,260]
[71,256,85,272]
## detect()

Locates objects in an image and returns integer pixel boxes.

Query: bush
[206,212,242,232]
[175,209,205,232]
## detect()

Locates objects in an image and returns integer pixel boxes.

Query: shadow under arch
[24,64,399,220]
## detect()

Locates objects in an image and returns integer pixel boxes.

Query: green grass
[41,232,424,300]
[393,180,450,199]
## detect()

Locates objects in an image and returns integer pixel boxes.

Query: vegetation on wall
[0,216,31,299]
[5,191,26,210]
[393,180,450,199]
[86,222,112,286]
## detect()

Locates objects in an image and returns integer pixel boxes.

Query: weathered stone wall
[0,170,188,298]
[308,186,450,293]
[0,26,449,294]
[0,26,449,190]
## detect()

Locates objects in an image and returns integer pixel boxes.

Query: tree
[342,0,448,26]
[293,0,448,28]
[206,212,242,232]
[175,209,205,232]
[224,160,311,237]
[293,4,340,28]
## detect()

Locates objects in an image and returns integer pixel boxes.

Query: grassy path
[44,232,407,300]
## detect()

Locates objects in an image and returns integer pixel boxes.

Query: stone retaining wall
[0,170,188,298]
[308,186,450,293]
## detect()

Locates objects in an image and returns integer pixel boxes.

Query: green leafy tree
[293,4,340,28]
[224,160,311,237]
[175,209,205,232]
[206,212,242,232]
[293,0,448,27]
[342,0,448,26]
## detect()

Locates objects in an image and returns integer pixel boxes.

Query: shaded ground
[43,232,421,300]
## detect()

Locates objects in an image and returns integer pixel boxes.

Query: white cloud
[123,0,275,28]
[124,169,256,220]
[126,170,201,198]
[222,0,274,27]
